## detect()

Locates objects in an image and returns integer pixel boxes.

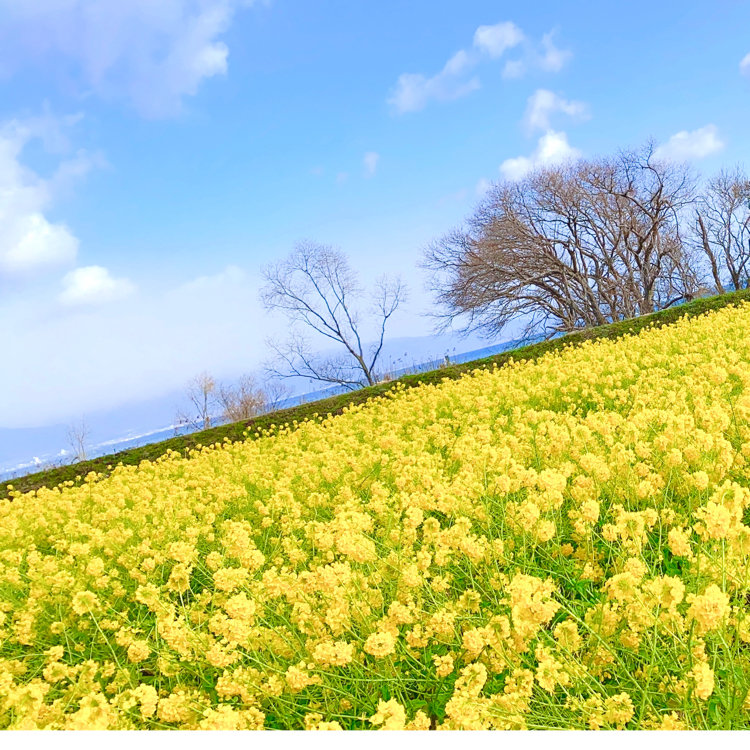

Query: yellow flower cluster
[2,302,750,729]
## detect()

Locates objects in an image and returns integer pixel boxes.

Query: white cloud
[499,157,532,182]
[389,21,528,114]
[0,117,91,277]
[7,109,84,153]
[473,22,524,59]
[49,148,107,196]
[502,59,526,79]
[538,32,572,73]
[654,124,725,162]
[523,89,588,133]
[363,151,380,177]
[0,0,265,117]
[389,51,480,114]
[59,265,135,306]
[501,30,572,79]
[500,130,580,181]
[443,49,474,77]
[0,215,78,276]
[388,24,573,113]
[740,53,750,77]
[178,264,245,293]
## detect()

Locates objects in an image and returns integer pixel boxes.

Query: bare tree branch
[261,242,407,388]
[692,167,750,293]
[218,375,268,422]
[66,417,89,462]
[261,379,292,412]
[423,144,701,339]
[175,372,217,431]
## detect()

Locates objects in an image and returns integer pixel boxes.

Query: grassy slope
[3,287,750,500]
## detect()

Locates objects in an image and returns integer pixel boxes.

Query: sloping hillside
[2,293,750,728]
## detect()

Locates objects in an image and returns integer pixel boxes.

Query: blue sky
[0,0,749,432]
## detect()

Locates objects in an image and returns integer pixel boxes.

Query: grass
[3,286,750,501]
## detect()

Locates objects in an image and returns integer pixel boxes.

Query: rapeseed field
[2,302,750,729]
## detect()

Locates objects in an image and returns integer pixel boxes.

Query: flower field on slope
[3,305,750,730]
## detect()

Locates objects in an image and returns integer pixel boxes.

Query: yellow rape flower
[364,631,396,658]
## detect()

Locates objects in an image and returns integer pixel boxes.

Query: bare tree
[218,375,268,422]
[693,167,750,293]
[66,417,89,462]
[423,143,700,339]
[262,379,291,412]
[218,376,292,421]
[260,242,407,389]
[175,372,217,431]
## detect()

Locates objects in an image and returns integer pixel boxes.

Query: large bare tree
[423,143,701,339]
[693,167,750,293]
[260,242,407,389]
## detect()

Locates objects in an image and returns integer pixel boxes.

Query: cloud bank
[0,0,264,117]
[0,266,274,428]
